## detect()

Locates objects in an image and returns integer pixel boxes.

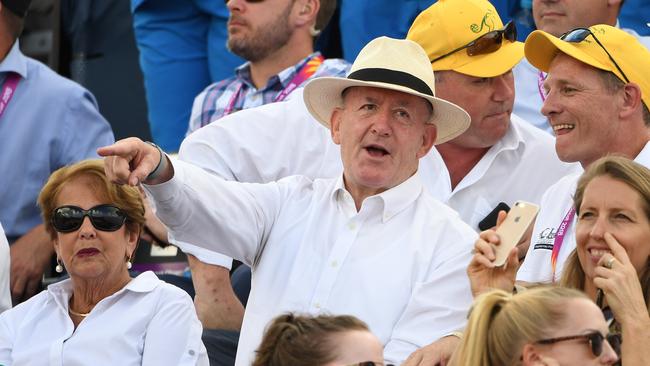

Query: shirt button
[188,350,195,356]
[314,302,321,309]
[331,260,338,267]
[348,222,356,230]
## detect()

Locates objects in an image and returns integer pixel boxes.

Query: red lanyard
[0,73,20,118]
[551,206,576,282]
[221,54,324,117]
[537,71,547,102]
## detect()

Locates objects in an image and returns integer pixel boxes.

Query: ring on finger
[604,257,616,269]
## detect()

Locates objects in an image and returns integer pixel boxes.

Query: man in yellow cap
[513,0,650,133]
[516,24,650,284]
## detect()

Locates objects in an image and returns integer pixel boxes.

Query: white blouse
[0,271,208,366]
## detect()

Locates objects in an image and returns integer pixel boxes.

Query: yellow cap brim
[433,41,525,78]
[525,30,618,78]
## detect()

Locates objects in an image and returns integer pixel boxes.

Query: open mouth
[553,123,575,135]
[364,144,390,158]
[588,247,612,261]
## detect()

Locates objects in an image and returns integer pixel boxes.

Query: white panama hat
[303,36,471,144]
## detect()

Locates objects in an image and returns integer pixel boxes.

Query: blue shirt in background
[0,42,115,243]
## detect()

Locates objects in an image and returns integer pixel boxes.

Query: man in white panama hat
[99,37,478,366]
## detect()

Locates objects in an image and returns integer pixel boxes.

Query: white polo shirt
[0,271,208,366]
[145,160,477,366]
[178,90,578,267]
[0,223,10,313]
[518,141,650,283]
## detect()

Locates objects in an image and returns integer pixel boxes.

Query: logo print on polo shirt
[533,226,556,251]
[471,9,496,33]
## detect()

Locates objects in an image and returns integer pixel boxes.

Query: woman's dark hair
[252,313,370,366]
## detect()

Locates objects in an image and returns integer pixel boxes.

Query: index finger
[603,232,632,265]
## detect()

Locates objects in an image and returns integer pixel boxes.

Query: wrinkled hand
[593,232,649,326]
[97,137,165,186]
[10,224,54,304]
[402,335,460,366]
[467,211,519,298]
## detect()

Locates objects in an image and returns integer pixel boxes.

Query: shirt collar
[234,52,321,90]
[634,140,650,165]
[46,271,161,308]
[331,172,424,223]
[0,41,28,78]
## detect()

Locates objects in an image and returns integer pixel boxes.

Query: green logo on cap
[471,9,496,33]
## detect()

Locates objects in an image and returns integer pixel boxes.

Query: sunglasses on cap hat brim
[559,27,630,83]
[431,21,517,63]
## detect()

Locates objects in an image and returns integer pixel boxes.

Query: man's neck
[0,35,14,63]
[248,41,313,89]
[436,143,490,189]
[580,135,650,169]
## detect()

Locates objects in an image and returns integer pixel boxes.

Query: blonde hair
[455,287,587,366]
[38,159,145,238]
[561,155,650,312]
[252,313,369,366]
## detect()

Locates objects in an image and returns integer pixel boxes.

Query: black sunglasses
[560,27,630,83]
[51,204,127,233]
[431,21,517,63]
[535,331,621,358]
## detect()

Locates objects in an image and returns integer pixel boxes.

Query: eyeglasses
[51,204,127,233]
[535,331,621,358]
[431,21,517,63]
[560,27,630,83]
[346,363,394,366]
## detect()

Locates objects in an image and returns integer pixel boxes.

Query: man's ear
[416,124,437,158]
[293,0,319,28]
[619,82,643,120]
[330,108,343,145]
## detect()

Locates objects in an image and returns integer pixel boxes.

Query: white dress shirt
[0,223,10,313]
[0,271,208,366]
[518,141,650,283]
[146,160,477,366]
[178,91,578,266]
[513,24,650,134]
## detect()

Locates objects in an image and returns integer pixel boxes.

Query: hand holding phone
[493,201,539,267]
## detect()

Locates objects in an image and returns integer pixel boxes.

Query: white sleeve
[383,221,476,364]
[144,160,294,267]
[141,285,209,366]
[0,223,11,313]
[178,90,341,183]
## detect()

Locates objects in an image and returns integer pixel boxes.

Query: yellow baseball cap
[406,0,524,78]
[525,24,650,110]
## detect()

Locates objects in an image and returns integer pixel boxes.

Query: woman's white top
[0,223,10,313]
[0,271,208,366]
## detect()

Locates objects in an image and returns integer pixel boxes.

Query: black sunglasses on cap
[560,27,630,83]
[535,331,621,358]
[431,21,517,63]
[51,204,128,233]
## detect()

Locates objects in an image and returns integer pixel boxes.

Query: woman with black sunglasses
[454,287,618,366]
[0,159,208,365]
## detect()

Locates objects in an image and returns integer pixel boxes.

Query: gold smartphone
[493,201,540,267]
